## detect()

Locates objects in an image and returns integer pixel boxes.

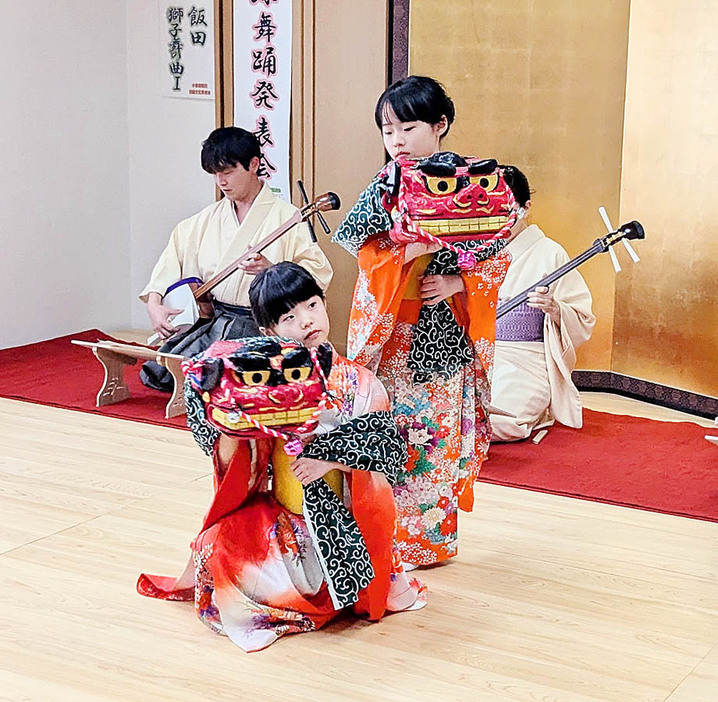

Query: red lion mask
[381,153,517,262]
[182,337,333,442]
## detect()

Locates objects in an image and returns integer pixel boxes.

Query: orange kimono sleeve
[452,250,512,377]
[347,234,413,365]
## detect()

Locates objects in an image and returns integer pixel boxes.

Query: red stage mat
[482,411,718,522]
[1,330,716,520]
[0,329,187,430]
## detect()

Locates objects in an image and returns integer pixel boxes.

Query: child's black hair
[248,262,325,329]
[500,165,532,207]
[374,75,455,137]
[201,126,262,174]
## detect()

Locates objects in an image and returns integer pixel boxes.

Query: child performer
[332,76,512,568]
[137,262,424,653]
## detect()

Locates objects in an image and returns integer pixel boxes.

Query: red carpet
[482,411,718,522]
[1,331,716,520]
[0,329,187,430]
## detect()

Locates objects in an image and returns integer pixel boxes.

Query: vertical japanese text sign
[233,0,292,200]
[160,2,215,99]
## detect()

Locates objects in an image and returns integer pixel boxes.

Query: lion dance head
[380,152,518,267]
[182,337,333,443]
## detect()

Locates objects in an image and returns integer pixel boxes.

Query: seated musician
[137,262,425,652]
[490,166,596,441]
[139,126,332,391]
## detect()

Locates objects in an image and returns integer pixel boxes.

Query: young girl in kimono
[332,75,512,568]
[138,262,424,653]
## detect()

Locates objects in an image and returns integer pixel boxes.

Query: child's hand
[291,457,344,485]
[420,274,465,305]
[405,241,441,262]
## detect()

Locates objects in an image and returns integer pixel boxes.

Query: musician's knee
[490,415,533,443]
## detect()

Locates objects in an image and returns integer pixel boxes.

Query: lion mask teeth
[415,215,509,236]
[211,406,318,430]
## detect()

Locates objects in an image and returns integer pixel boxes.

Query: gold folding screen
[408,1,717,396]
[615,0,718,396]
[408,0,632,371]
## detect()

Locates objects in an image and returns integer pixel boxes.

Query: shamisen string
[392,174,518,270]
[223,346,332,456]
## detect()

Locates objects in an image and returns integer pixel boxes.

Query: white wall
[1,1,131,348]
[126,0,215,329]
[0,1,217,349]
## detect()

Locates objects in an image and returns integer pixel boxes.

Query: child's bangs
[376,94,420,128]
[386,93,423,124]
[263,277,309,322]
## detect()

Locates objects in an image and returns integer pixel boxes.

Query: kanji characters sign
[159,2,215,100]
[233,0,292,200]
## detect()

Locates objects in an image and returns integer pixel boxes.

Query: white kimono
[490,224,595,441]
[140,184,333,305]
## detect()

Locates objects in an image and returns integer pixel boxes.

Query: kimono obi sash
[272,441,343,514]
[495,301,544,342]
[403,254,434,301]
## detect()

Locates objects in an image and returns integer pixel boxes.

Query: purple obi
[495,301,544,342]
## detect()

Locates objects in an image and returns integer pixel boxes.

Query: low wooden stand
[71,340,187,419]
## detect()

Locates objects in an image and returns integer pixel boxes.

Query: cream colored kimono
[140,184,333,305]
[490,225,595,441]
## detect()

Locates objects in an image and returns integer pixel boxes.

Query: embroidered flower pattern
[388,351,493,566]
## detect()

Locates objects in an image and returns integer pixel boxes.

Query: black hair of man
[248,262,325,330]
[201,126,262,174]
[501,165,532,207]
[374,75,456,138]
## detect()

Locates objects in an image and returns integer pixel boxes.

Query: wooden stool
[72,340,187,419]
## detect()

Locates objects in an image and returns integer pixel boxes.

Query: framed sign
[159,2,216,100]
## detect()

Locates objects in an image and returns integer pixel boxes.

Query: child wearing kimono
[137,262,424,652]
[332,76,512,568]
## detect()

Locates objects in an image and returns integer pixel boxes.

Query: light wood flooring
[0,384,716,701]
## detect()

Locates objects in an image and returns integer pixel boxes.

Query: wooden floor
[0,389,716,701]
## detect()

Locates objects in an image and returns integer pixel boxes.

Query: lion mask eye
[283,366,312,383]
[424,176,459,196]
[469,173,499,192]
[239,370,271,386]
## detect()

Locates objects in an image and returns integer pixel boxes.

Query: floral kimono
[138,344,425,652]
[333,157,512,566]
